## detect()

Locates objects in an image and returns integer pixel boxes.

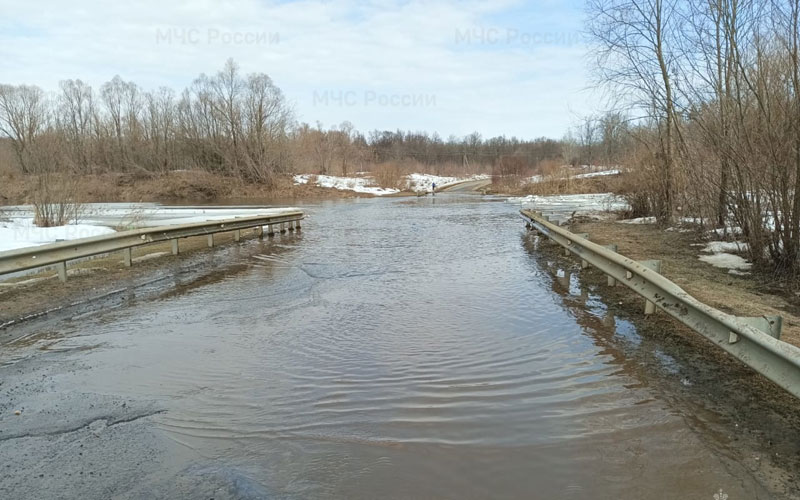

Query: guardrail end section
[729,315,784,343]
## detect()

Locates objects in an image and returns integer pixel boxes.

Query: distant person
[432,182,436,195]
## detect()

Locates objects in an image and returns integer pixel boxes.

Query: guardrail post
[234,230,241,242]
[604,244,618,286]
[574,233,590,268]
[55,261,67,282]
[281,223,287,234]
[288,221,295,232]
[267,224,275,237]
[207,234,214,247]
[257,226,264,239]
[123,247,132,267]
[171,239,179,255]
[632,260,662,314]
[295,219,302,230]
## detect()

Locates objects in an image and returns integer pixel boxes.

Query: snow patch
[702,241,748,253]
[618,217,656,224]
[573,169,621,179]
[699,252,752,271]
[508,193,629,215]
[293,174,400,195]
[0,219,116,253]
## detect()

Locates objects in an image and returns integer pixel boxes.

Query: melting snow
[0,204,302,252]
[618,217,656,224]
[573,169,621,179]
[293,174,400,195]
[293,173,490,194]
[508,193,629,214]
[702,241,748,253]
[699,253,752,271]
[0,219,116,253]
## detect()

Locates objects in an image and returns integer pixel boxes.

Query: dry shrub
[144,170,232,200]
[32,173,83,227]
[372,162,406,189]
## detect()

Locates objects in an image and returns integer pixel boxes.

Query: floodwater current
[1,194,796,499]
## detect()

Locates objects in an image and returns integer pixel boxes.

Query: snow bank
[0,219,116,253]
[507,193,629,214]
[293,174,400,195]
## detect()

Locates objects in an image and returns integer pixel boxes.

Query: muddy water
[0,195,792,498]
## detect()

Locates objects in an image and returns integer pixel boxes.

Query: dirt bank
[0,171,368,205]
[568,216,800,348]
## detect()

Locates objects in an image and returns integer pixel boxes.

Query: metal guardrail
[521,209,800,400]
[0,211,303,282]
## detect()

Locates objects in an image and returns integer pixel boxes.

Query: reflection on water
[0,195,783,498]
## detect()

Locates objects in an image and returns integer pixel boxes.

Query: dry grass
[572,218,800,348]
[0,170,364,205]
[496,174,624,196]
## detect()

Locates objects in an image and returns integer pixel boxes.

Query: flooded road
[1,195,796,498]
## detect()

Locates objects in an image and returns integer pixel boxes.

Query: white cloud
[0,0,596,137]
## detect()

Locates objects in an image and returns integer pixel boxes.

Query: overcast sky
[0,0,597,139]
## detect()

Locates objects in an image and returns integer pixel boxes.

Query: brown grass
[571,218,800,348]
[494,173,624,196]
[0,170,366,205]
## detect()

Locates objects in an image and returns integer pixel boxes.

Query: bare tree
[0,84,47,173]
[588,0,683,221]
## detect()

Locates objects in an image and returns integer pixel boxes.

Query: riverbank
[567,214,800,348]
[0,171,367,205]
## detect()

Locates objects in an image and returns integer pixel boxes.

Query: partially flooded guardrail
[0,211,303,282]
[521,208,800,400]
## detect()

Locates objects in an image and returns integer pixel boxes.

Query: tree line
[586,0,800,274]
[0,58,574,186]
